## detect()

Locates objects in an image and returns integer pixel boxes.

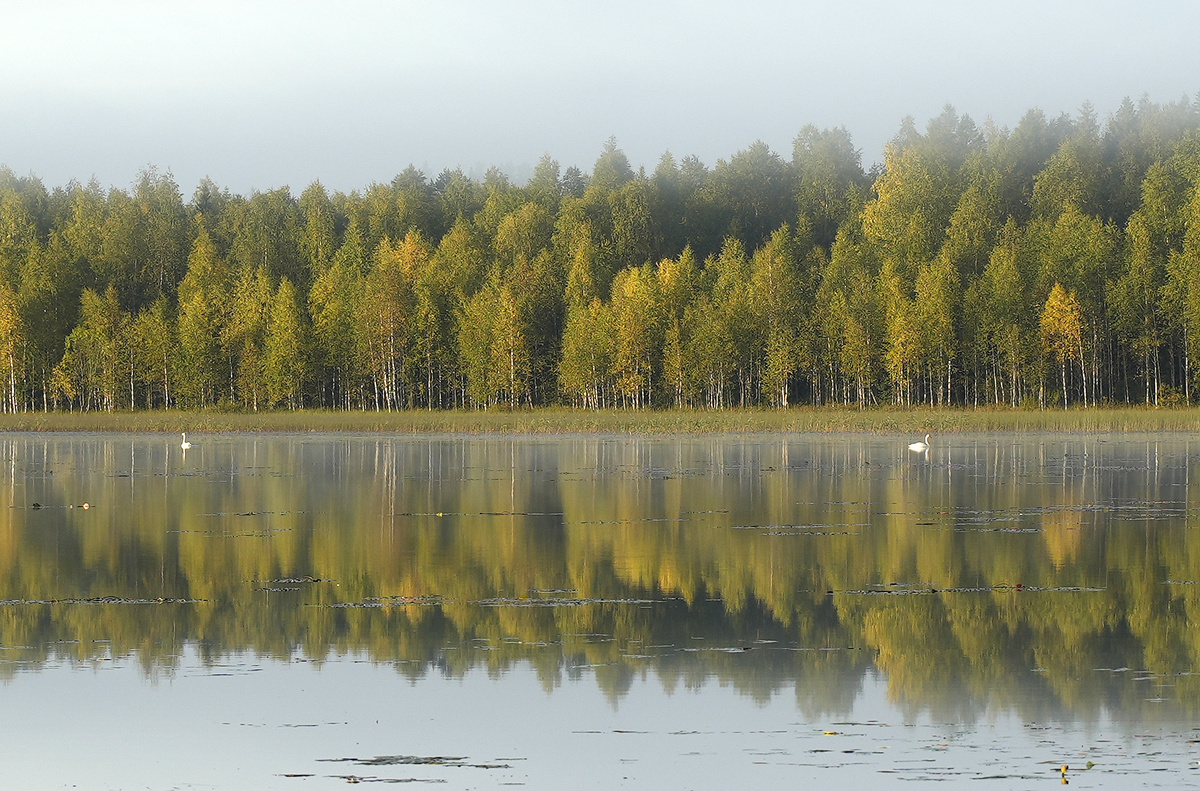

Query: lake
[1,432,1198,788]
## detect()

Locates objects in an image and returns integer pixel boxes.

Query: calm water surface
[1,432,1199,789]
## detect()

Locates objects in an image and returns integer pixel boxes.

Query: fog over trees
[4,96,1200,411]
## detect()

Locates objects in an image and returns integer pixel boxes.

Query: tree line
[4,95,1200,412]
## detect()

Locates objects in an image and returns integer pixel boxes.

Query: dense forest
[4,96,1200,412]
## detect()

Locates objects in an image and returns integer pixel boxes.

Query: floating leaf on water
[475,596,657,608]
[320,755,505,771]
[255,576,332,585]
[0,596,205,606]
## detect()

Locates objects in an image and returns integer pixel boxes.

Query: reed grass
[0,406,1199,435]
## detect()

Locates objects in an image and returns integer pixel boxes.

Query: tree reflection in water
[0,433,1197,723]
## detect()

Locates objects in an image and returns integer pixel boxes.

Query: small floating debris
[0,596,204,606]
[832,587,944,596]
[729,523,864,536]
[170,528,297,539]
[475,596,657,608]
[320,755,509,770]
[394,511,564,518]
[955,526,1044,534]
[830,584,1106,596]
[328,775,446,784]
[682,645,759,654]
[344,757,463,766]
[199,510,306,517]
[254,575,332,585]
[332,595,443,609]
[577,517,693,525]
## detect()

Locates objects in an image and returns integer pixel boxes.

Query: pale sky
[2,0,1198,197]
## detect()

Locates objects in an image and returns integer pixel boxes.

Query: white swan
[908,434,930,452]
[181,432,192,450]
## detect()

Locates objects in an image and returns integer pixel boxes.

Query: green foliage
[610,264,661,408]
[3,98,1200,411]
[264,278,309,408]
[309,221,367,406]
[131,297,174,408]
[175,217,228,407]
[53,286,131,411]
[793,125,868,252]
[559,299,615,408]
[224,266,273,410]
[0,280,25,412]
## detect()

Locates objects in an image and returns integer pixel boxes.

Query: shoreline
[1,407,1199,435]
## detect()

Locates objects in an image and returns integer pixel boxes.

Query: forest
[3,95,1200,412]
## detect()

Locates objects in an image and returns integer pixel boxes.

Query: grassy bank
[0,406,1199,435]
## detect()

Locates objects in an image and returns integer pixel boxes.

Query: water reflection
[1,432,1198,725]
